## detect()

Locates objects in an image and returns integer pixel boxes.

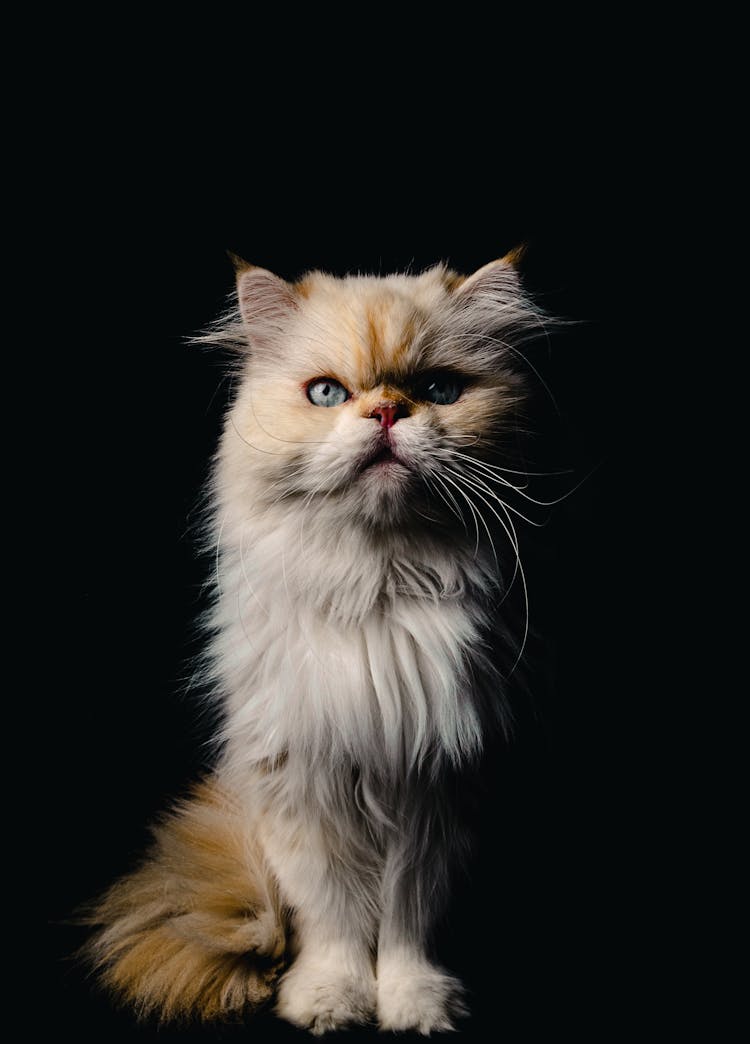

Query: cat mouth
[360,444,406,471]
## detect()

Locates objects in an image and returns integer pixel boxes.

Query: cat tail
[80,777,287,1023]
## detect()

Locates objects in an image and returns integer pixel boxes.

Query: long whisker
[454,450,591,506]
[476,332,561,416]
[247,384,330,447]
[426,472,468,530]
[440,433,481,446]
[451,449,574,478]
[492,501,529,676]
[460,456,537,497]
[452,465,549,528]
[444,470,519,553]
[447,472,529,674]
[214,512,228,594]
[230,414,293,456]
[441,473,497,566]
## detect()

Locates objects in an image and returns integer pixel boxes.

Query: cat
[85,252,550,1034]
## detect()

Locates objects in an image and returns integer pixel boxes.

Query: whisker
[214,511,228,595]
[444,470,519,549]
[230,414,291,456]
[447,471,529,674]
[454,451,589,506]
[476,332,561,416]
[451,449,574,479]
[427,472,470,532]
[453,466,548,528]
[439,433,482,448]
[441,473,494,564]
[247,384,329,447]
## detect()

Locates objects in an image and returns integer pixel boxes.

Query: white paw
[377,953,467,1035]
[276,955,376,1035]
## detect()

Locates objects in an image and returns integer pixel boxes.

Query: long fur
[85,258,551,1033]
[84,780,285,1022]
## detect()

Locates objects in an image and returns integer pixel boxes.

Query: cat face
[222,261,540,530]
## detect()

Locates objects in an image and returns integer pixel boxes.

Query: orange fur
[295,275,313,299]
[356,385,413,420]
[441,270,467,291]
[83,779,286,1022]
[359,298,422,385]
[226,251,256,275]
[501,243,527,267]
[391,313,419,367]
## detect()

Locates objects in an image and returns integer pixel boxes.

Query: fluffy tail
[83,777,286,1023]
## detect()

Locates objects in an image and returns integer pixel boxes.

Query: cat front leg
[277,929,376,1036]
[376,799,467,1034]
[260,808,378,1035]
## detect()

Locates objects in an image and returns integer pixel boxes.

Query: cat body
[87,258,545,1034]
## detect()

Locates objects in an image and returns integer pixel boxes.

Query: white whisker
[214,512,228,594]
[477,332,561,415]
[230,413,290,456]
[454,450,588,506]
[247,384,329,447]
[454,465,548,528]
[446,471,529,674]
[451,449,573,479]
[424,473,467,530]
[441,473,496,565]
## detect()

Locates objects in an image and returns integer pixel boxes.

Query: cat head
[212,257,546,533]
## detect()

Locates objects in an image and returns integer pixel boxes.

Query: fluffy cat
[85,253,549,1034]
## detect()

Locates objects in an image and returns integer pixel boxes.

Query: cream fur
[87,258,549,1033]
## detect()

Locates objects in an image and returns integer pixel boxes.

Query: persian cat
[86,253,550,1034]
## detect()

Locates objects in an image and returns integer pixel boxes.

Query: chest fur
[211,521,501,774]
[218,591,494,774]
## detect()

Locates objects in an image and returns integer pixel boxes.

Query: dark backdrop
[48,174,643,1041]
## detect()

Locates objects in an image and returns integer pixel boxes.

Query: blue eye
[307,378,350,407]
[418,374,463,405]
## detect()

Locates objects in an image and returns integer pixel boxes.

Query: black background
[47,150,651,1041]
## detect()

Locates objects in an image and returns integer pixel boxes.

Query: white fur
[377,947,467,1034]
[199,261,544,1032]
[276,941,377,1035]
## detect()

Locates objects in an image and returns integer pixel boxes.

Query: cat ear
[454,247,525,298]
[449,248,543,341]
[229,254,298,345]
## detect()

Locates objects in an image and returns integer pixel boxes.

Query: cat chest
[243,599,478,695]
[222,596,487,765]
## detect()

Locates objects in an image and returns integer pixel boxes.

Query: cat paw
[377,953,467,1035]
[276,955,376,1035]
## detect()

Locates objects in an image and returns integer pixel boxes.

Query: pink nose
[369,402,405,429]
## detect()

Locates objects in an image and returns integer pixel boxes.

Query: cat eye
[306,378,350,407]
[416,373,464,405]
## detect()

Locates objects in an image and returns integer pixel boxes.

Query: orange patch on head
[390,313,419,369]
[354,300,422,390]
[365,302,388,372]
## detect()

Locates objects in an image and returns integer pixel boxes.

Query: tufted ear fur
[454,248,525,299]
[445,247,545,348]
[230,255,299,348]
